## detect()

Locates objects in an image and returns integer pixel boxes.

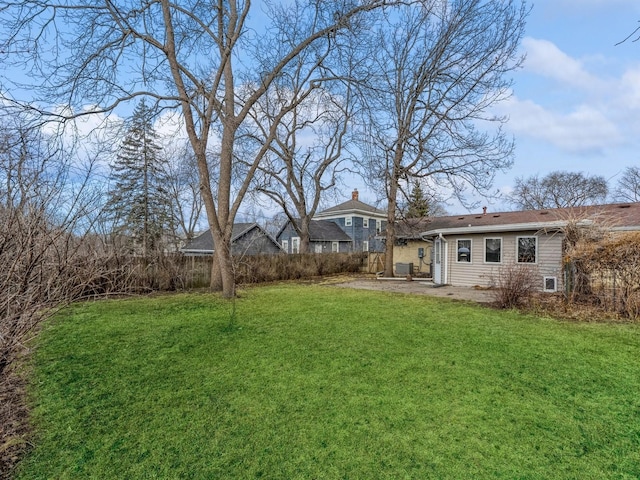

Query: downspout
[439,233,448,285]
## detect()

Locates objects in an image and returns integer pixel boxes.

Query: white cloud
[499,96,622,154]
[521,37,603,90]
[619,67,640,110]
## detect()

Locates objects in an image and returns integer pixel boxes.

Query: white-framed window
[376,219,382,234]
[292,237,300,254]
[363,240,369,252]
[345,216,352,226]
[331,241,339,253]
[544,276,557,292]
[363,218,369,228]
[434,241,441,264]
[314,244,323,254]
[484,237,502,263]
[517,236,537,263]
[281,239,289,253]
[456,239,472,263]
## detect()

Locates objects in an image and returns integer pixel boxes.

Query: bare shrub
[568,231,640,320]
[0,120,138,477]
[233,253,366,285]
[489,264,540,309]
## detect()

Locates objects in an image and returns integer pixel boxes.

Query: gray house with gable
[277,189,387,253]
[181,223,283,256]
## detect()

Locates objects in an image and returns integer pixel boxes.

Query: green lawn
[17,284,640,479]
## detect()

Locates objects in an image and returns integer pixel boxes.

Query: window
[485,238,502,263]
[332,242,339,253]
[363,240,369,252]
[292,237,300,254]
[457,239,471,262]
[314,244,323,254]
[345,216,352,227]
[517,236,537,263]
[363,218,369,228]
[376,219,382,234]
[281,239,289,253]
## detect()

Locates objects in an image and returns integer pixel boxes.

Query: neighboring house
[289,188,387,253]
[420,202,640,292]
[181,223,283,256]
[391,217,434,276]
[277,219,353,254]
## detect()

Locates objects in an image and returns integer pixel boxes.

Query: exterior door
[433,238,442,284]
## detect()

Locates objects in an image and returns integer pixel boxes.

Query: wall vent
[543,276,557,293]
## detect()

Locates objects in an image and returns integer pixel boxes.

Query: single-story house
[420,202,640,292]
[277,219,353,253]
[181,223,283,256]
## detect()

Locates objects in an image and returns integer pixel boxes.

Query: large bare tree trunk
[384,160,401,277]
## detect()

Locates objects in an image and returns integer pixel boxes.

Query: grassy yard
[16,284,640,479]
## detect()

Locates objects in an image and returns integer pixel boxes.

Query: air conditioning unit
[395,263,414,275]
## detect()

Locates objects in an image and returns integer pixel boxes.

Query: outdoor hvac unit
[395,263,414,275]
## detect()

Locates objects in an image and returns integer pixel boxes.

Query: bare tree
[248,72,356,253]
[358,0,527,277]
[0,117,128,475]
[508,171,609,210]
[1,0,401,297]
[613,166,640,203]
[163,143,206,246]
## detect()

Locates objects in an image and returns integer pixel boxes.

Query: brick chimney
[352,188,359,201]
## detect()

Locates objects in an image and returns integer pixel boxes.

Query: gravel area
[333,277,495,304]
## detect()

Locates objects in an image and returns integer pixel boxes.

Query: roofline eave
[315,209,386,219]
[420,220,573,237]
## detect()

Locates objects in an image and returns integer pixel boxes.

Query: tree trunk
[210,252,223,292]
[299,215,311,254]
[384,170,399,277]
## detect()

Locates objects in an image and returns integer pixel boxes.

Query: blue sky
[3,1,639,217]
[487,0,640,211]
[355,1,640,213]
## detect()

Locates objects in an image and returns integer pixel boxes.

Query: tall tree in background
[105,100,172,258]
[1,0,399,297]
[164,144,206,245]
[399,180,446,218]
[360,0,527,277]
[614,166,640,202]
[508,171,609,210]
[249,75,356,253]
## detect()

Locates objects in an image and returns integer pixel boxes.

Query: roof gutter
[421,220,582,237]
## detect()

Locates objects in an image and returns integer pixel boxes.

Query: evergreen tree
[105,100,172,257]
[406,181,430,218]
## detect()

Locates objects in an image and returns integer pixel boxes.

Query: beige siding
[445,230,564,291]
[393,240,432,276]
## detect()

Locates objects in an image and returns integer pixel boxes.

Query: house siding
[445,231,564,291]
[393,240,432,276]
[277,221,351,253]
